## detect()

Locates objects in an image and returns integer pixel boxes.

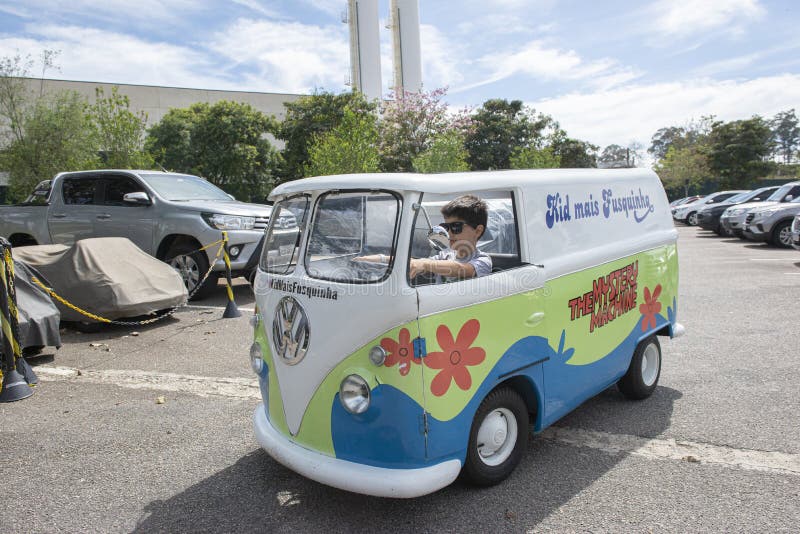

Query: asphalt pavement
[1,226,799,533]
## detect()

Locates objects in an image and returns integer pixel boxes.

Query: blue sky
[1,0,798,157]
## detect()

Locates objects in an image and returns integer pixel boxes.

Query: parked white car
[672,191,746,226]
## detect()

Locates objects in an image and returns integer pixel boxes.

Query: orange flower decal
[380,328,419,376]
[639,284,662,331]
[425,319,486,396]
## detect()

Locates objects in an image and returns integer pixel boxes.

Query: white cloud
[650,0,765,39]
[0,25,232,90]
[454,40,641,93]
[419,23,465,90]
[208,18,350,93]
[532,74,800,155]
[0,0,201,25]
[230,0,284,19]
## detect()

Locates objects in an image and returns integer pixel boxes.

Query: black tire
[166,242,218,301]
[686,212,698,226]
[618,336,661,400]
[461,387,528,486]
[770,221,792,248]
[22,345,44,358]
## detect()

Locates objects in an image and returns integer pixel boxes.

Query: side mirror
[123,192,151,206]
[428,226,450,251]
[228,194,236,201]
[785,195,794,202]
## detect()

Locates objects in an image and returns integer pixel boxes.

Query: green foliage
[3,91,100,201]
[278,91,375,182]
[412,130,470,173]
[552,138,598,168]
[91,87,153,169]
[654,145,711,197]
[465,99,555,170]
[509,146,560,169]
[379,88,470,172]
[707,117,774,189]
[305,107,380,176]
[146,101,280,201]
[771,109,799,164]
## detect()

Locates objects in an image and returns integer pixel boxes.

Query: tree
[378,87,470,173]
[509,146,560,169]
[412,130,470,173]
[599,144,630,168]
[552,137,598,168]
[465,99,554,170]
[305,107,380,176]
[146,101,280,201]
[3,91,99,200]
[277,91,375,182]
[771,109,799,164]
[654,145,710,197]
[648,126,686,160]
[707,116,774,189]
[0,54,34,146]
[90,87,153,169]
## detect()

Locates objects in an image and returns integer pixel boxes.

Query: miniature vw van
[249,169,684,498]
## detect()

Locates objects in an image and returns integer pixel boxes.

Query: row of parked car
[670,180,800,250]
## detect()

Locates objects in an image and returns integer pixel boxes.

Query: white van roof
[270,168,659,197]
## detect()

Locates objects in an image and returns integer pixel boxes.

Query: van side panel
[541,245,678,427]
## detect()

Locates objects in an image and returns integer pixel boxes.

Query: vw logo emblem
[272,296,310,365]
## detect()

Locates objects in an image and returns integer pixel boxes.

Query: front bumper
[696,212,721,230]
[253,404,462,498]
[743,223,769,242]
[199,228,264,274]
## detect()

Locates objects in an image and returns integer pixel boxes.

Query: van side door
[411,191,547,461]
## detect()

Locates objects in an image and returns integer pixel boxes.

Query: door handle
[525,312,546,328]
[50,213,66,219]
[96,214,111,220]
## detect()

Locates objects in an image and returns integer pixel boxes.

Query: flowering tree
[379,88,472,172]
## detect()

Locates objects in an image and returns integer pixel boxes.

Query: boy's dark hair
[441,194,488,237]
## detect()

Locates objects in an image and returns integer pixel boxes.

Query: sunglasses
[439,221,476,235]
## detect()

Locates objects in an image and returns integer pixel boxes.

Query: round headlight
[368,345,387,366]
[339,374,370,414]
[250,342,264,375]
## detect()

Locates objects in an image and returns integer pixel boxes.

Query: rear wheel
[770,221,792,248]
[461,388,528,486]
[618,336,661,400]
[166,243,218,300]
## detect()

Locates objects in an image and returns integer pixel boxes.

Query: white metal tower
[346,0,382,101]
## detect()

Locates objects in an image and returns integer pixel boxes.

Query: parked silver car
[742,197,800,248]
[791,214,800,251]
[0,170,283,298]
[721,181,800,238]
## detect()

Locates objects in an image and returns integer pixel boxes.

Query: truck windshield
[139,173,231,201]
[306,191,401,283]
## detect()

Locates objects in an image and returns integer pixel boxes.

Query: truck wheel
[618,336,661,400]
[166,243,217,300]
[770,221,792,248]
[687,212,698,226]
[461,388,527,486]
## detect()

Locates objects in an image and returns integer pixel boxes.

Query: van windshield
[305,191,400,283]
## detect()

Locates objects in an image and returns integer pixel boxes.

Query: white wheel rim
[779,227,791,245]
[641,343,660,387]
[171,255,200,289]
[476,407,518,467]
[688,213,697,225]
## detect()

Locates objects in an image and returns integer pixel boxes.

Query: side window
[410,191,521,286]
[102,177,145,206]
[784,186,800,200]
[62,178,100,205]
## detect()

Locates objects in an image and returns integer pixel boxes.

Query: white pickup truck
[0,170,284,299]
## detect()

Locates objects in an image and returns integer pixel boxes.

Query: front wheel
[461,388,528,486]
[166,243,218,300]
[618,336,661,400]
[770,221,792,248]
[687,212,699,226]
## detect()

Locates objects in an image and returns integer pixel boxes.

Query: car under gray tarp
[12,238,188,323]
[13,260,61,349]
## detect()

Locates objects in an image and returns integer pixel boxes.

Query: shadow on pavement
[132,387,681,533]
